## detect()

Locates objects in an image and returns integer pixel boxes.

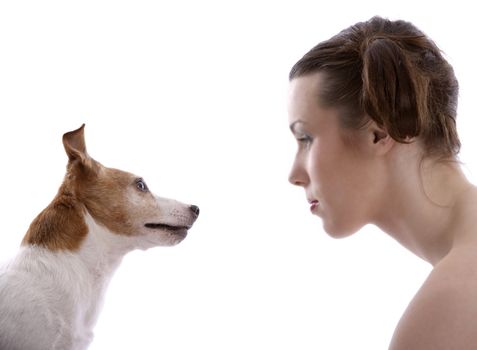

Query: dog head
[62,124,199,248]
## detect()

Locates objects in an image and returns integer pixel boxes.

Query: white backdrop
[1,1,476,349]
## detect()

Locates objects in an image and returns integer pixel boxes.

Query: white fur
[0,126,198,349]
[0,206,191,350]
[0,214,120,349]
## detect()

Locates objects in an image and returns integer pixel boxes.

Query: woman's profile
[288,16,477,349]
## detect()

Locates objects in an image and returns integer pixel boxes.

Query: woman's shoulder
[389,246,477,350]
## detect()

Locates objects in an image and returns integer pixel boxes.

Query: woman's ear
[368,121,395,156]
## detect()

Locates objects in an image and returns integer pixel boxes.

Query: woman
[288,16,477,349]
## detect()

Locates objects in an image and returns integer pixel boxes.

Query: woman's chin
[322,221,361,239]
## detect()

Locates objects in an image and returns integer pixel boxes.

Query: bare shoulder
[389,247,477,350]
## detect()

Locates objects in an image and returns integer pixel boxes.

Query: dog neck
[79,212,134,279]
[64,212,138,334]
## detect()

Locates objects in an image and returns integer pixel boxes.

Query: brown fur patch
[22,124,150,251]
[22,184,88,251]
[73,165,150,236]
[21,125,90,251]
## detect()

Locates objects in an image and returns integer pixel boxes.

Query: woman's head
[288,17,461,237]
[289,16,460,158]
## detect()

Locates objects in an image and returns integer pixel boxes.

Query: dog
[0,124,199,350]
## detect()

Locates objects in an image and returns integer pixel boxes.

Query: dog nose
[190,205,200,217]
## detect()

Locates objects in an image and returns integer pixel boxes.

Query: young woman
[288,16,477,349]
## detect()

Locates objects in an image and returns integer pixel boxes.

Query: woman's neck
[373,150,474,266]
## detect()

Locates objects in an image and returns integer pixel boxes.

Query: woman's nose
[288,158,308,187]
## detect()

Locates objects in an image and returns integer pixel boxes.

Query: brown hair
[289,16,460,158]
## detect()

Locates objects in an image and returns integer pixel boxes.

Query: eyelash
[296,134,313,146]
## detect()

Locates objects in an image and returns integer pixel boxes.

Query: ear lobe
[63,124,88,163]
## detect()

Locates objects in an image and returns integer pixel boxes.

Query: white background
[0,1,476,349]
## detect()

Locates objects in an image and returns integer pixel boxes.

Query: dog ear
[63,124,89,164]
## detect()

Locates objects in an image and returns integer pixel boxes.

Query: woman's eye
[296,135,312,146]
[135,178,149,192]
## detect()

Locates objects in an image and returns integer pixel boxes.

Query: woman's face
[288,73,384,237]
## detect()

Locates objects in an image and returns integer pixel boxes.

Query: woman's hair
[289,16,460,158]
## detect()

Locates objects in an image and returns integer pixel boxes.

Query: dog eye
[135,178,149,192]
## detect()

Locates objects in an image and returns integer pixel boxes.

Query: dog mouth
[144,223,191,232]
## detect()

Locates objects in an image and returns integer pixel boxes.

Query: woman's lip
[309,200,319,212]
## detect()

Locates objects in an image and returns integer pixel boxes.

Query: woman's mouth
[309,200,319,212]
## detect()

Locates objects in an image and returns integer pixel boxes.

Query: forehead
[79,162,136,189]
[101,167,136,185]
[288,72,325,117]
[289,72,323,101]
[288,73,338,130]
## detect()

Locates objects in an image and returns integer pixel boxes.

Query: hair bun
[362,35,427,142]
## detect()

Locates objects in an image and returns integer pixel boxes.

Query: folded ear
[63,124,88,163]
